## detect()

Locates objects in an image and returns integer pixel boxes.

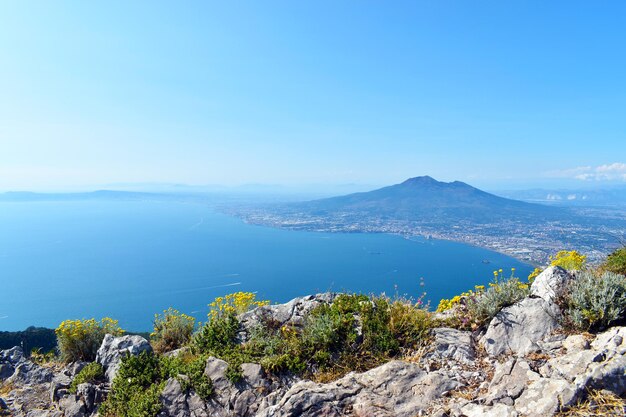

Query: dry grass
[0,381,14,396]
[557,390,625,417]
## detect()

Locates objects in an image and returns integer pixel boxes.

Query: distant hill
[294,176,561,223]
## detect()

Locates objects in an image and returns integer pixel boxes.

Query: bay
[0,200,532,331]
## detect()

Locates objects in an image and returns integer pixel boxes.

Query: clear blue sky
[1,1,625,191]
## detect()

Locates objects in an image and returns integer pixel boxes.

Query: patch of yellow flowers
[151,308,195,338]
[208,292,269,321]
[56,317,123,340]
[437,268,527,312]
[550,250,587,271]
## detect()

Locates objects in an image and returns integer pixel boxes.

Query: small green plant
[101,350,213,417]
[151,308,195,354]
[55,318,123,362]
[161,353,213,399]
[30,348,57,365]
[70,362,104,393]
[439,268,530,330]
[601,246,626,276]
[550,250,587,271]
[100,351,163,417]
[563,271,626,331]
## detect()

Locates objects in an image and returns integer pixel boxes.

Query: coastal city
[232,206,626,265]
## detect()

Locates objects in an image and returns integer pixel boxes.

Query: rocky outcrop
[95,334,152,382]
[238,293,336,340]
[481,297,561,357]
[257,360,461,417]
[2,272,626,417]
[530,266,573,302]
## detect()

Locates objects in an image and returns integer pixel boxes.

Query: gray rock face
[95,334,152,382]
[481,297,560,357]
[424,327,475,365]
[484,358,541,405]
[7,362,54,385]
[514,378,578,417]
[257,360,461,417]
[238,293,336,339]
[530,266,573,302]
[459,403,519,417]
[0,346,26,381]
[159,378,210,417]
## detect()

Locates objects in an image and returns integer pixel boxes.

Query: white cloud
[547,162,626,182]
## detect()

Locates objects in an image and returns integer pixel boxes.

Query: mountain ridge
[294,175,559,222]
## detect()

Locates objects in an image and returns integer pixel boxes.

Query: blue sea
[0,200,532,331]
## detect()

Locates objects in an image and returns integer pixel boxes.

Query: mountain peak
[401,176,439,186]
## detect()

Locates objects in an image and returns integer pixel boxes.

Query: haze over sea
[0,200,532,331]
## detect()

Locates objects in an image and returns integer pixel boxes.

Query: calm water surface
[0,201,532,331]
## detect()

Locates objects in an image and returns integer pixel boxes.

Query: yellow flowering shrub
[437,268,531,329]
[436,285,485,312]
[550,250,587,271]
[208,292,269,321]
[528,267,542,283]
[56,317,123,362]
[151,308,196,354]
[193,292,270,357]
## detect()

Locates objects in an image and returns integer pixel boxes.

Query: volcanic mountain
[293,176,561,223]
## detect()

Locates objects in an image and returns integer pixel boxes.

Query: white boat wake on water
[188,217,204,230]
[168,281,242,295]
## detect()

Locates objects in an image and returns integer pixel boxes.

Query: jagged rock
[483,358,540,405]
[24,412,63,417]
[0,364,13,380]
[7,362,54,385]
[63,361,87,378]
[58,395,86,417]
[481,297,560,357]
[514,378,578,417]
[159,378,191,417]
[96,334,152,382]
[238,293,336,339]
[76,383,96,411]
[424,328,475,365]
[257,360,461,417]
[163,347,190,358]
[539,327,626,397]
[49,373,72,402]
[203,357,231,408]
[458,402,519,417]
[0,346,25,366]
[562,334,590,353]
[530,266,573,302]
[0,397,7,410]
[0,346,26,381]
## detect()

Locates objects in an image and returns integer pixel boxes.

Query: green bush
[440,269,531,330]
[601,247,626,276]
[70,362,104,393]
[101,351,213,417]
[55,318,123,362]
[151,308,195,354]
[192,293,433,382]
[563,271,626,331]
[192,312,239,354]
[466,276,530,327]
